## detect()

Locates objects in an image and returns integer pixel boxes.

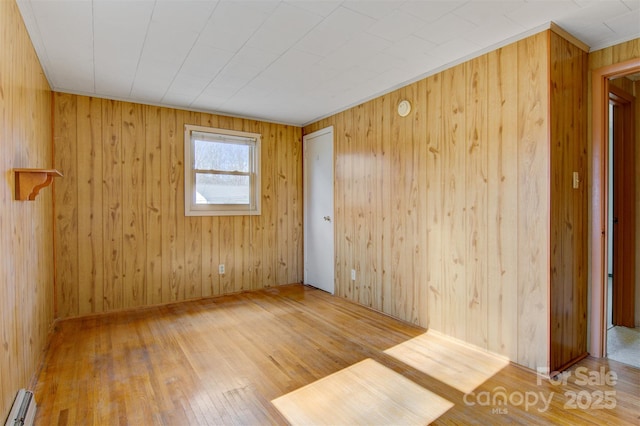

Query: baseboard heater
[4,389,36,426]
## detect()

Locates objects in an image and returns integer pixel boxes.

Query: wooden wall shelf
[14,168,63,201]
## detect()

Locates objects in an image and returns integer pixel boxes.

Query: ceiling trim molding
[549,22,590,52]
[50,90,302,128]
[589,35,640,54]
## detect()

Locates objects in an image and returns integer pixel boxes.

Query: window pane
[194,139,250,172]
[185,125,261,216]
[195,173,250,205]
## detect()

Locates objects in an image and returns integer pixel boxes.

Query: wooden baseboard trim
[54,283,303,322]
[551,352,590,376]
[28,318,60,390]
[426,328,512,363]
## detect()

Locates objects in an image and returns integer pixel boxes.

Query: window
[184,124,261,216]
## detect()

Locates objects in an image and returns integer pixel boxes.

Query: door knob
[323,216,331,222]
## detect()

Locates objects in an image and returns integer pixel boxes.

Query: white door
[303,127,334,294]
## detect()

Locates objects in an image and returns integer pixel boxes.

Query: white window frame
[184,124,261,216]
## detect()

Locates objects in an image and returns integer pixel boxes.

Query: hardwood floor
[34,284,639,425]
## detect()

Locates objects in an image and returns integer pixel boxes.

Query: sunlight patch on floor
[385,330,510,394]
[272,358,453,425]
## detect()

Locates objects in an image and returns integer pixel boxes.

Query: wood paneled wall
[588,39,640,328]
[305,31,588,370]
[636,79,640,328]
[588,39,640,71]
[609,75,635,93]
[53,95,303,317]
[0,0,54,419]
[549,32,588,371]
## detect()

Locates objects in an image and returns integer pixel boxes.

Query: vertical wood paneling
[248,119,264,292]
[549,32,588,371]
[122,102,146,308]
[276,125,290,287]
[160,108,183,302]
[366,102,377,307]
[76,96,104,314]
[102,100,123,311]
[261,122,276,288]
[234,215,247,293]
[414,79,429,327]
[388,93,400,317]
[442,66,467,340]
[401,90,413,321]
[372,97,384,311]
[487,44,519,360]
[575,50,588,354]
[356,102,369,308]
[339,111,354,300]
[201,113,221,296]
[390,86,414,321]
[380,97,392,316]
[54,97,303,317]
[425,74,443,332]
[230,117,248,293]
[550,34,565,369]
[398,81,423,325]
[219,216,233,293]
[572,39,588,365]
[304,30,587,370]
[609,76,635,93]
[145,106,163,305]
[636,79,640,328]
[289,125,303,287]
[465,56,489,348]
[174,111,188,299]
[201,216,218,296]
[330,115,345,297]
[184,111,202,299]
[55,93,79,317]
[0,0,54,417]
[516,32,550,369]
[1,118,16,417]
[353,104,365,305]
[610,40,640,65]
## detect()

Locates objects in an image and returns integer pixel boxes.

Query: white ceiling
[17,0,640,126]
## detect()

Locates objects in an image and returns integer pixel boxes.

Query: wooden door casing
[610,85,636,328]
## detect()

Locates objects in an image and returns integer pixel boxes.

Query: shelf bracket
[14,168,63,201]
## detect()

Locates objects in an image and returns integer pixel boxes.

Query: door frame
[303,126,335,294]
[609,85,636,328]
[590,57,640,357]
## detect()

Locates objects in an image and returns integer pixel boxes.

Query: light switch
[572,172,579,189]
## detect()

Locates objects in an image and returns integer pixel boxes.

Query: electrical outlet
[351,269,356,281]
[219,264,225,274]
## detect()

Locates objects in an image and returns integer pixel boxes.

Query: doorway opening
[591,58,640,368]
[605,77,638,368]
